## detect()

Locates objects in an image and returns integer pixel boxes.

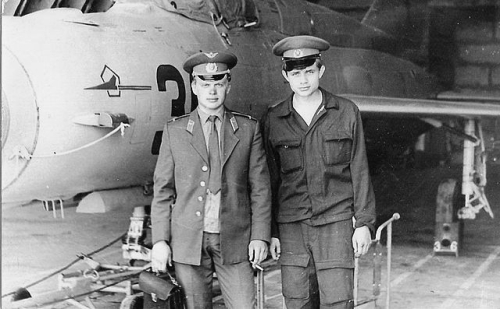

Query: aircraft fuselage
[2,2,439,204]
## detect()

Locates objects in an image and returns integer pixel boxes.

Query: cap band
[283,48,320,58]
[192,63,230,76]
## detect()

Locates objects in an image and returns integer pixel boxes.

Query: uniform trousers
[279,219,355,309]
[174,232,255,309]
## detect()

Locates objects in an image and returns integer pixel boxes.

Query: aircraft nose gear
[122,206,152,264]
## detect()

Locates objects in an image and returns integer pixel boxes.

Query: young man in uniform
[151,51,271,309]
[262,35,376,309]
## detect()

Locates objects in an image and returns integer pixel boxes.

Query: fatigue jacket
[262,88,376,237]
[151,108,271,265]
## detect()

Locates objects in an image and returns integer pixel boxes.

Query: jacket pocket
[323,132,352,165]
[275,139,303,174]
[279,252,310,299]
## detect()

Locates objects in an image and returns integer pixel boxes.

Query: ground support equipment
[354,213,400,309]
[4,256,149,309]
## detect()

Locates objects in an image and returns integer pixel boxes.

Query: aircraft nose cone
[1,46,39,203]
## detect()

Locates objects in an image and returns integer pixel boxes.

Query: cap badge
[205,52,218,58]
[206,63,218,73]
[293,49,303,57]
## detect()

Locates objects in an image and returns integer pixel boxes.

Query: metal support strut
[354,213,400,309]
[460,119,494,219]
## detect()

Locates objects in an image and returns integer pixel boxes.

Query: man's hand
[270,237,281,260]
[151,240,172,272]
[248,240,268,268]
[352,226,372,257]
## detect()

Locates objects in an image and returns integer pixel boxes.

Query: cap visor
[194,73,228,81]
[284,57,318,71]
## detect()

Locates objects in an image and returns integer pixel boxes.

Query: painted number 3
[152,65,197,155]
[156,64,195,117]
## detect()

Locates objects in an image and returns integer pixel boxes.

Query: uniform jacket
[262,88,376,237]
[151,108,272,265]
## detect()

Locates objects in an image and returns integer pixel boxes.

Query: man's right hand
[151,240,172,272]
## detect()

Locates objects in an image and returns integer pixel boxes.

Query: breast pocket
[275,139,303,174]
[323,132,352,165]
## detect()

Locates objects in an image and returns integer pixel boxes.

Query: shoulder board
[167,114,190,123]
[231,111,257,121]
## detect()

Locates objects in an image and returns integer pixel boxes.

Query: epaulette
[231,111,257,121]
[167,114,190,123]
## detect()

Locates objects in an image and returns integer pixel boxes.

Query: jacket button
[195,211,201,216]
[202,166,208,172]
[200,181,206,187]
[198,196,203,202]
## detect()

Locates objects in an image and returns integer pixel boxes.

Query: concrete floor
[2,165,500,308]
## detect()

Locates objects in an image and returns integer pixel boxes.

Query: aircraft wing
[342,94,500,118]
[344,94,498,221]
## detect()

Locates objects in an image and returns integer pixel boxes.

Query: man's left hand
[248,240,268,268]
[352,226,372,257]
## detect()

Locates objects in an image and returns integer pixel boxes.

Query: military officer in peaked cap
[151,51,272,309]
[262,35,376,308]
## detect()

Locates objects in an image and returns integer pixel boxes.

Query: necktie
[208,115,221,194]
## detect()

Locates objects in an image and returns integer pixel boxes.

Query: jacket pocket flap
[323,132,351,141]
[276,139,301,148]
